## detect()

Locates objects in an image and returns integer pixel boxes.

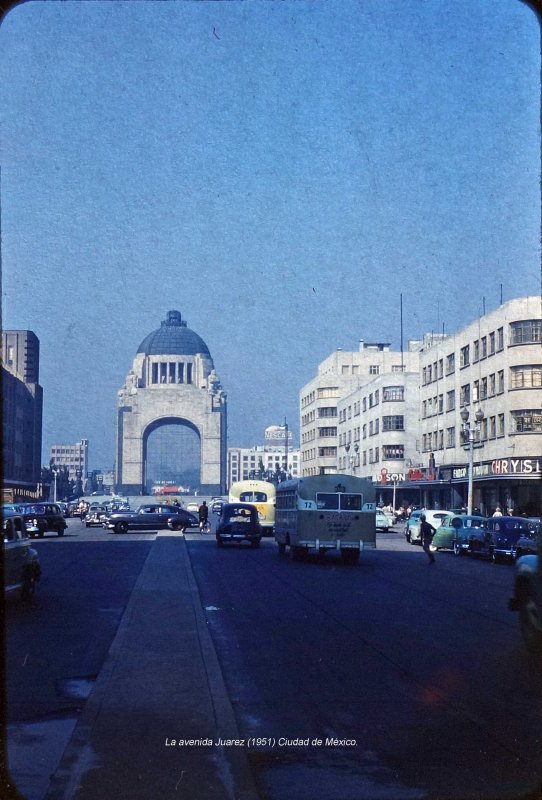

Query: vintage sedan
[104,504,197,534]
[3,510,41,599]
[469,516,535,562]
[216,503,262,548]
[406,510,448,544]
[85,506,108,527]
[20,502,67,538]
[375,509,391,532]
[430,515,487,555]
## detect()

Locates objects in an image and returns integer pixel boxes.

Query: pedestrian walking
[492,507,503,517]
[198,500,209,534]
[420,514,436,564]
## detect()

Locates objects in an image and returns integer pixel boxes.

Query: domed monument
[116,310,227,494]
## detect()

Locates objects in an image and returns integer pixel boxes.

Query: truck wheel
[341,549,360,564]
[290,545,305,561]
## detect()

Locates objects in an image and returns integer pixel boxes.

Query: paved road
[187,529,542,800]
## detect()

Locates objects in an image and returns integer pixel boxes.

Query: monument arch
[116,310,227,494]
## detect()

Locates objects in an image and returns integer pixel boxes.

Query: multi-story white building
[416,296,541,515]
[50,439,89,484]
[227,445,300,487]
[337,371,422,483]
[300,340,422,477]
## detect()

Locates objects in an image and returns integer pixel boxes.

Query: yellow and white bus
[275,475,376,563]
[228,480,276,534]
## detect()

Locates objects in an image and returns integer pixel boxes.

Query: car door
[134,505,161,529]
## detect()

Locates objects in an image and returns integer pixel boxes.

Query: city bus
[228,480,276,534]
[275,475,376,563]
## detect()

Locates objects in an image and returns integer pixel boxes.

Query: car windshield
[22,505,46,514]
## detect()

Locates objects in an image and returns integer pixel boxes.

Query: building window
[392,364,405,372]
[369,365,380,375]
[382,415,404,431]
[186,363,193,384]
[497,370,504,394]
[489,416,496,440]
[498,413,505,437]
[169,362,176,383]
[446,390,455,412]
[383,444,404,460]
[497,327,504,350]
[341,365,350,375]
[473,340,479,362]
[489,373,496,397]
[318,427,337,437]
[160,363,167,383]
[511,410,542,433]
[480,377,487,400]
[446,427,455,448]
[460,345,470,368]
[446,353,455,375]
[489,331,495,355]
[151,363,158,384]
[318,387,339,399]
[460,384,470,406]
[383,386,404,402]
[510,320,542,345]
[481,337,487,359]
[438,394,444,413]
[510,366,542,389]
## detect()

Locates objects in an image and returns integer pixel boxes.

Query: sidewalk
[45,534,260,800]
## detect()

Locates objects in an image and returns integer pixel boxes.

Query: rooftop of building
[137,310,211,357]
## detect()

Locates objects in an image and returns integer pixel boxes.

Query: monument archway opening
[144,419,201,494]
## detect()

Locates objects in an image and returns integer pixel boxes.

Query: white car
[186,501,200,513]
[375,510,391,531]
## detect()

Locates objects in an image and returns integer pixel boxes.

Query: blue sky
[1,0,540,471]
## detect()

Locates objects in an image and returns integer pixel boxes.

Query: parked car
[3,509,41,599]
[468,516,535,562]
[430,515,488,555]
[375,509,391,532]
[86,506,108,527]
[20,502,67,538]
[514,530,538,560]
[211,500,225,514]
[406,510,448,544]
[215,503,262,548]
[186,501,200,514]
[509,533,542,652]
[104,504,197,534]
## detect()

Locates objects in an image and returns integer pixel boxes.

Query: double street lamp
[344,442,359,474]
[460,405,484,515]
[51,465,59,503]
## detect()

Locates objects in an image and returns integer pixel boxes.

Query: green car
[430,515,488,555]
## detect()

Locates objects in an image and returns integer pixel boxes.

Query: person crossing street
[420,514,437,564]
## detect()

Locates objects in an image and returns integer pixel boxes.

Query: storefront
[373,457,541,516]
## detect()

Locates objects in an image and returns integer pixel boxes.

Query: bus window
[316,493,339,510]
[340,494,362,511]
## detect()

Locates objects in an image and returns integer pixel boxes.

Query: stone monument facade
[115,310,227,494]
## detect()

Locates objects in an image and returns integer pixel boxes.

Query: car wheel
[453,541,463,556]
[21,567,37,600]
[58,529,65,536]
[170,520,182,531]
[115,522,128,535]
[85,523,90,528]
[405,531,411,543]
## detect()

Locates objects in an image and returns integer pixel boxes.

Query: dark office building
[1,330,43,499]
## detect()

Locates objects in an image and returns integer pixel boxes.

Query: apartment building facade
[227,445,300,487]
[417,296,541,515]
[300,340,421,477]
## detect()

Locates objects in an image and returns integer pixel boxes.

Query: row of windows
[150,361,193,385]
[419,408,542,451]
[422,327,506,385]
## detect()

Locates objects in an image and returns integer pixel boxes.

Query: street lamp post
[51,466,58,503]
[344,443,359,474]
[460,405,484,515]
